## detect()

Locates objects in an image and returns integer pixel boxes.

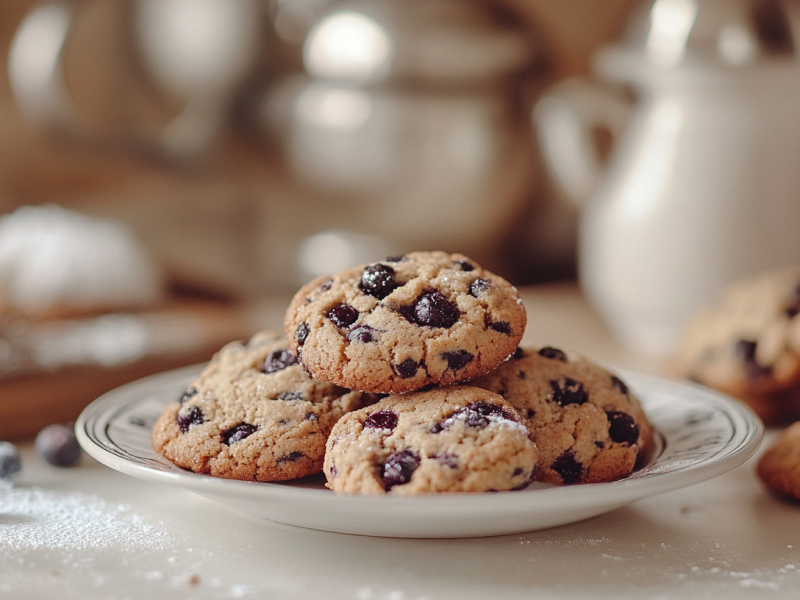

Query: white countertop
[2,283,799,599]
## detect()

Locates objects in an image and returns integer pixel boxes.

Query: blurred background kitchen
[4,0,800,437]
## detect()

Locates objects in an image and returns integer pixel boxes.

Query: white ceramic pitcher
[535,0,800,357]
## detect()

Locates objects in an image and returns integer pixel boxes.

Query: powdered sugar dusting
[0,486,173,552]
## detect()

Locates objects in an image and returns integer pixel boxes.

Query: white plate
[76,365,763,538]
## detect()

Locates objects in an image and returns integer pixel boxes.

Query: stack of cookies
[153,251,653,494]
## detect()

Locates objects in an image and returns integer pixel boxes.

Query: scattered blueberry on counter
[35,424,81,467]
[0,441,22,480]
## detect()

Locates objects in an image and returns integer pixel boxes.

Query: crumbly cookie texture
[285,251,526,394]
[152,330,367,482]
[472,346,653,485]
[671,266,800,424]
[323,386,538,494]
[757,421,800,501]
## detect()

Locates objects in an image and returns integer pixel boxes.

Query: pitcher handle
[533,77,633,206]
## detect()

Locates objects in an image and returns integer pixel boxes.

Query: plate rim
[75,364,765,510]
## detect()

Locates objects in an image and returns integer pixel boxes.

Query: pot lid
[614,0,800,68]
[301,0,537,85]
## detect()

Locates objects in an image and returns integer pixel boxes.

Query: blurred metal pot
[257,0,541,271]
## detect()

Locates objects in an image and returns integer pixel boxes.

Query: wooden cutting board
[0,299,256,441]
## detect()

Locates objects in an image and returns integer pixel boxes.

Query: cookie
[285,251,526,394]
[152,330,367,482]
[473,346,653,485]
[672,266,800,424]
[323,386,538,494]
[757,421,800,501]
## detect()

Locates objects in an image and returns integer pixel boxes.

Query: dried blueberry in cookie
[606,411,640,445]
[363,409,398,431]
[263,349,296,374]
[539,347,567,362]
[360,264,399,299]
[411,290,460,328]
[152,330,367,482]
[380,450,421,490]
[323,386,537,494]
[326,304,359,329]
[393,359,420,379]
[285,251,526,394]
[221,423,258,445]
[177,406,205,433]
[179,386,198,404]
[473,346,653,485]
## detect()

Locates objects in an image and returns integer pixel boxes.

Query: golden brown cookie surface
[324,386,538,494]
[757,421,800,501]
[672,267,800,424]
[473,346,653,485]
[152,330,366,482]
[285,251,526,394]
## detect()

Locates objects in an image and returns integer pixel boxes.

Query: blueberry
[606,411,639,445]
[326,304,359,328]
[295,322,310,345]
[263,349,296,374]
[435,452,459,468]
[347,325,377,343]
[455,260,475,272]
[462,401,515,427]
[177,406,205,433]
[413,291,459,328]
[380,450,420,490]
[35,424,81,467]
[360,264,398,299]
[441,350,474,370]
[549,378,588,406]
[538,347,567,362]
[363,410,398,431]
[277,391,304,401]
[610,375,629,395]
[383,255,407,263]
[0,441,21,480]
[179,387,198,404]
[393,359,419,379]
[469,279,491,297]
[735,339,772,380]
[431,401,514,432]
[320,278,333,291]
[221,423,258,445]
[512,347,525,360]
[551,451,583,484]
[490,321,512,334]
[277,451,305,463]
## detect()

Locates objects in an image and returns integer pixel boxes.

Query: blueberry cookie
[285,251,526,394]
[152,330,367,482]
[757,421,800,501]
[473,346,653,485]
[672,266,800,424]
[324,386,538,494]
